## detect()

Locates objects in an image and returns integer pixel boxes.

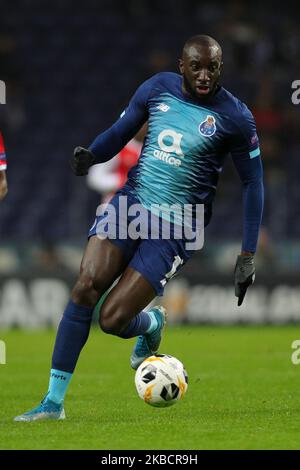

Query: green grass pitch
[0,325,300,450]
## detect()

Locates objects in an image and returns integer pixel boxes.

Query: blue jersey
[89,72,264,253]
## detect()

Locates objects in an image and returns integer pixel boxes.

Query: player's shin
[48,300,94,404]
[13,300,95,421]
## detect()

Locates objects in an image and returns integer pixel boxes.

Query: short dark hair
[183,35,222,58]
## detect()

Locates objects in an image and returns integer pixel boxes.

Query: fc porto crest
[199,115,216,137]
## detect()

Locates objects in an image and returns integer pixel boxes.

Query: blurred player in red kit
[0,131,8,200]
[87,124,147,203]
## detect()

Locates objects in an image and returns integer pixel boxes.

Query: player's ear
[216,61,223,80]
[178,59,184,75]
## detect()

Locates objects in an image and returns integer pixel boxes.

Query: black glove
[234,254,255,306]
[70,146,95,176]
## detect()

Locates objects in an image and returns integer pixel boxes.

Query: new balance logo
[157,103,170,112]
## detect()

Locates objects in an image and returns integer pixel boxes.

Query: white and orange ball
[134,354,188,407]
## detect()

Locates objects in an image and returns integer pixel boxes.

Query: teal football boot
[130,306,167,370]
[14,395,65,422]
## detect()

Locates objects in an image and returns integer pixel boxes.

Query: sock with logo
[47,369,73,405]
[118,310,158,338]
[47,300,94,404]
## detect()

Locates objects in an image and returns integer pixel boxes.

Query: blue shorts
[88,190,212,296]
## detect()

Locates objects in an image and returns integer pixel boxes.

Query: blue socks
[48,300,94,404]
[145,310,159,334]
[52,300,94,373]
[119,310,158,338]
[47,302,158,404]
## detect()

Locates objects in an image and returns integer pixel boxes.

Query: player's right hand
[70,146,95,176]
[234,254,255,306]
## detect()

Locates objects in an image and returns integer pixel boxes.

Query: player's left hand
[234,254,255,306]
[71,146,95,176]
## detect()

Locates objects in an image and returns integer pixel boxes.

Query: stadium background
[0,0,300,326]
[1,0,300,452]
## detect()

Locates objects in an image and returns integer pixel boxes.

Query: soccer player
[0,131,8,200]
[15,35,263,421]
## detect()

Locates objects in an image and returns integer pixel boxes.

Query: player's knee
[71,272,101,307]
[99,316,124,336]
[99,305,126,336]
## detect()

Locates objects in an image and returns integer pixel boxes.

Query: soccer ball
[134,354,188,407]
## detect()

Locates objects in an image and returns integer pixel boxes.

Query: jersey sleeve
[88,75,156,163]
[0,131,7,171]
[229,105,264,253]
[229,102,261,159]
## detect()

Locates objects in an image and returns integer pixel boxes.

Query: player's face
[179,44,222,98]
